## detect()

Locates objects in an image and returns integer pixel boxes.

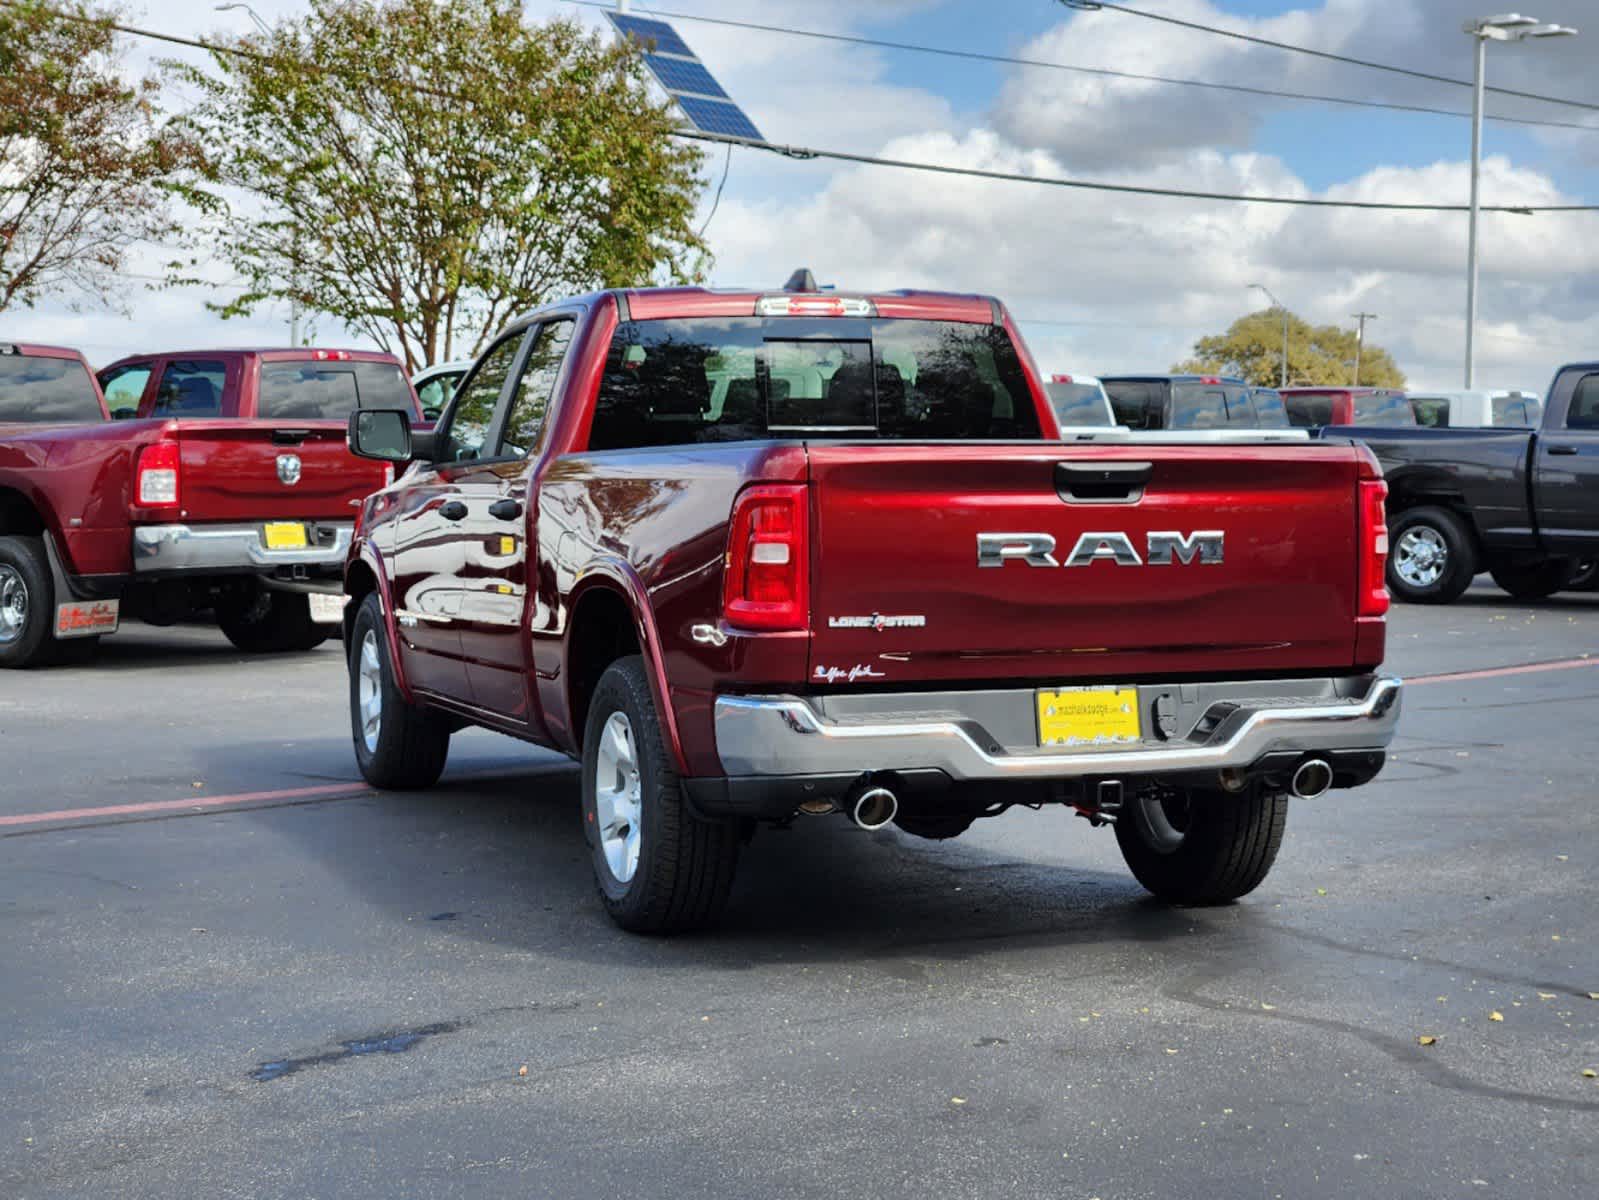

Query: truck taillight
[723,484,808,631]
[135,440,180,509]
[1358,474,1390,618]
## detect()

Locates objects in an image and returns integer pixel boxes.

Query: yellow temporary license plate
[1037,686,1142,748]
[263,521,308,550]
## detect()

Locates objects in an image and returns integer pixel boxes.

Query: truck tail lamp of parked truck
[134,439,181,510]
[723,484,809,631]
[341,280,1403,934]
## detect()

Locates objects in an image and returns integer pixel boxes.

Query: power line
[11,2,1595,214]
[673,129,1598,213]
[1066,1,1599,115]
[564,0,1599,134]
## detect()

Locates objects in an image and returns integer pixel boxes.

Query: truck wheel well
[568,587,642,751]
[1385,486,1482,550]
[0,488,46,538]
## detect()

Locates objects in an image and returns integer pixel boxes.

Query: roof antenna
[782,269,818,293]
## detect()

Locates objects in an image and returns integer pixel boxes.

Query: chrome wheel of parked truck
[0,563,27,645]
[342,278,1403,932]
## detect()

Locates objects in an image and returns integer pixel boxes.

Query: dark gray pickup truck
[1323,362,1599,603]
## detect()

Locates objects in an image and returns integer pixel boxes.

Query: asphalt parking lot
[2,583,1596,1199]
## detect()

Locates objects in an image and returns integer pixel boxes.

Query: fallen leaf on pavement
[950,1097,966,1105]
[1489,1011,1505,1022]
[1261,1003,1277,1011]
[1538,992,1557,1001]
[1582,1069,1597,1079]
[1418,1035,1437,1046]
[518,1065,528,1077]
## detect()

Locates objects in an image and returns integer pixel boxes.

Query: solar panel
[607,13,692,57]
[644,54,729,101]
[605,10,763,141]
[672,95,763,140]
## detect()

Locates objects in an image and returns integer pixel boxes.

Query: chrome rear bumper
[713,675,1402,783]
[133,522,353,574]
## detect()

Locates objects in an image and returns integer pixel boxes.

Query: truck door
[1534,370,1599,549]
[388,329,531,700]
[457,318,575,729]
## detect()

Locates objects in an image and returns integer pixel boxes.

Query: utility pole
[1249,283,1288,388]
[1351,312,1377,385]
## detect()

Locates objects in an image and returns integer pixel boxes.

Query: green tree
[172,0,707,370]
[1173,309,1405,388]
[0,1,197,313]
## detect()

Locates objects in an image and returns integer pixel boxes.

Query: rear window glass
[1046,382,1112,426]
[1171,383,1227,429]
[588,317,1041,450]
[1283,394,1333,428]
[1354,391,1415,425]
[1492,393,1537,426]
[258,360,412,419]
[1251,389,1290,427]
[1222,386,1257,425]
[0,354,103,423]
[1411,396,1449,427]
[1102,380,1159,429]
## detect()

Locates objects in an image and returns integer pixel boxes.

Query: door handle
[439,500,468,521]
[1547,445,1579,456]
[489,498,523,521]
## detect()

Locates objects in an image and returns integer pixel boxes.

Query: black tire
[581,656,739,933]
[348,592,450,789]
[891,812,975,841]
[1386,506,1477,604]
[216,588,330,653]
[0,535,57,669]
[1488,558,1573,600]
[1115,784,1288,905]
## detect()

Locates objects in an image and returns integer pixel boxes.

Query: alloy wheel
[357,630,383,752]
[0,565,28,646]
[594,711,643,884]
[1394,526,1448,589]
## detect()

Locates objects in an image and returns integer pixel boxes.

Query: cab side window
[99,364,152,418]
[152,360,226,416]
[499,320,574,457]
[436,334,525,463]
[1566,376,1599,430]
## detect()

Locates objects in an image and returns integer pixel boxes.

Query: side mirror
[348,408,414,462]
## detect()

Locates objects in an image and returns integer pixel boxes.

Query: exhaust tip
[850,786,899,831]
[1290,758,1334,800]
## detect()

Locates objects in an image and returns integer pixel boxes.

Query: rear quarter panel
[0,421,163,576]
[1323,425,1535,547]
[533,442,808,773]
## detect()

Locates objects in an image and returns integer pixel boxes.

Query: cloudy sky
[7,0,1598,390]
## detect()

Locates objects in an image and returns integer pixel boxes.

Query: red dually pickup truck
[0,342,420,667]
[340,282,1403,932]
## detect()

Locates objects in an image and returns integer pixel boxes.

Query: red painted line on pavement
[0,782,371,830]
[1407,656,1598,686]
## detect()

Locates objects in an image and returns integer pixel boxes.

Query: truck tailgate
[171,420,388,521]
[806,442,1361,684]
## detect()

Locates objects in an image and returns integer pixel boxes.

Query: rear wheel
[349,592,450,789]
[217,588,330,653]
[1488,558,1573,600]
[1115,784,1288,905]
[1387,507,1477,604]
[0,535,56,669]
[582,656,739,933]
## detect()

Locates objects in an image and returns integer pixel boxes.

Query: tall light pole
[1250,283,1289,388]
[1351,312,1377,385]
[1462,13,1576,388]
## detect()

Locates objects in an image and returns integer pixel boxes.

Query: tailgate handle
[1055,461,1152,503]
[271,428,311,445]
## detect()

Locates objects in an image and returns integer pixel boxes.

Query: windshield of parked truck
[1045,381,1113,426]
[1354,390,1415,425]
[588,317,1042,449]
[258,360,413,419]
[0,354,104,423]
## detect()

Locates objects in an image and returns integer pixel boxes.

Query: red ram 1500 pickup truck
[0,344,420,667]
[341,283,1403,932]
